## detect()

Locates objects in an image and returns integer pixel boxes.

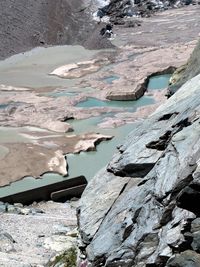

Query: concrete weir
[0,176,87,205]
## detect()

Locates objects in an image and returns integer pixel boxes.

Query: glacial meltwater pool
[76,95,155,109]
[0,122,139,197]
[148,74,171,90]
[0,174,67,198]
[46,91,78,98]
[0,127,31,143]
[0,43,170,198]
[66,122,139,180]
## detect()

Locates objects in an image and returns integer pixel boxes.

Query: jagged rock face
[168,39,200,95]
[78,73,200,266]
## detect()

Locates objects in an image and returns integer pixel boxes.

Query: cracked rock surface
[78,65,200,266]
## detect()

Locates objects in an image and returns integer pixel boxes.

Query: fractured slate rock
[79,73,200,266]
[78,168,133,244]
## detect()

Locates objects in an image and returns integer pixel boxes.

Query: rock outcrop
[169,39,200,95]
[78,66,200,265]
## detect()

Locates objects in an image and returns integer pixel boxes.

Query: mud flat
[0,73,169,198]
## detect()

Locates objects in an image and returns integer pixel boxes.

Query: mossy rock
[168,39,200,95]
[48,247,77,267]
[169,63,188,86]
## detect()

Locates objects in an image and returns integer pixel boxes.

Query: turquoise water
[66,122,138,180]
[67,116,102,134]
[0,90,157,197]
[148,74,171,90]
[0,104,9,109]
[67,111,117,134]
[76,95,155,109]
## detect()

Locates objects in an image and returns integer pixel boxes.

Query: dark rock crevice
[108,162,155,178]
[177,186,200,216]
[146,130,172,151]
[172,117,192,131]
[158,112,179,121]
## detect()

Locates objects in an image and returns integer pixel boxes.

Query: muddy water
[0,45,97,88]
[0,127,31,143]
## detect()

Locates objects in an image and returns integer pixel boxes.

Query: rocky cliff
[78,40,200,266]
